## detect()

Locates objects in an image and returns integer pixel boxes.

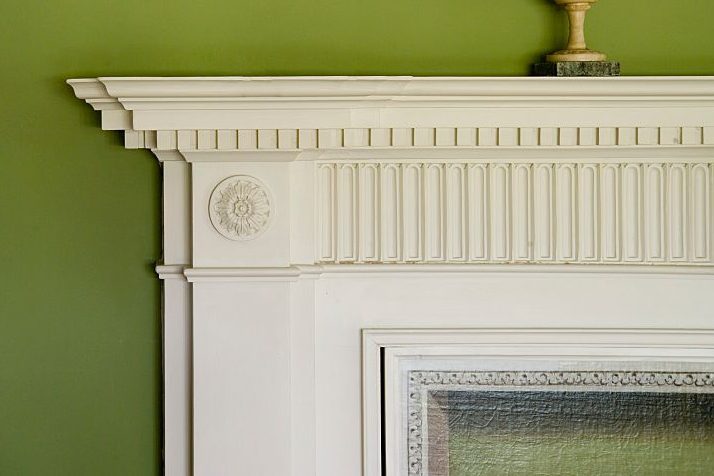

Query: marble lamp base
[533,61,621,77]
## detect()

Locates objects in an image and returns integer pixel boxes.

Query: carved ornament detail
[209,175,272,241]
[407,370,714,475]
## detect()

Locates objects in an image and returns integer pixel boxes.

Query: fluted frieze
[317,161,713,265]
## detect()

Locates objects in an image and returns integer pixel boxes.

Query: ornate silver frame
[407,370,714,476]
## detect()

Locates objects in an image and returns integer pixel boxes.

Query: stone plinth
[533,61,621,77]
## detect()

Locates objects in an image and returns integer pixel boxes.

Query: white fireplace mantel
[68,76,714,476]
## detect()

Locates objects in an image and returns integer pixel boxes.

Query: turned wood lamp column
[547,0,606,62]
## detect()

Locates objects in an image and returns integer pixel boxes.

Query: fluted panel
[402,164,423,261]
[600,164,620,261]
[645,164,665,261]
[380,164,401,262]
[533,164,554,261]
[317,164,336,261]
[359,164,379,262]
[512,164,532,261]
[425,164,445,261]
[490,164,511,261]
[578,164,599,261]
[691,164,711,261]
[446,165,467,261]
[556,164,577,261]
[622,164,643,261]
[337,164,357,262]
[668,164,687,261]
[317,161,714,265]
[467,165,489,261]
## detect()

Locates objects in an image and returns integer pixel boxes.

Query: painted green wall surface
[1,1,713,474]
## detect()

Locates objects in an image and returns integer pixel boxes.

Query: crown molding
[69,76,714,102]
[68,76,714,158]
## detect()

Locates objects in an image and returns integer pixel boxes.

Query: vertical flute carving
[318,161,714,265]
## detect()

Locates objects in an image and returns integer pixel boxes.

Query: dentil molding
[68,77,714,158]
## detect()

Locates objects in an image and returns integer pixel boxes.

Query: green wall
[1,1,713,474]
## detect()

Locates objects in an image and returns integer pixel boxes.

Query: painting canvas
[407,371,714,475]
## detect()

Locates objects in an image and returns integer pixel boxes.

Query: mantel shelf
[69,76,714,105]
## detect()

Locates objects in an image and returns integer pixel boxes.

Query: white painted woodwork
[68,76,714,476]
[365,329,714,476]
[313,160,714,265]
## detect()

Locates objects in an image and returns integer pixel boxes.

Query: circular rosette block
[209,175,272,241]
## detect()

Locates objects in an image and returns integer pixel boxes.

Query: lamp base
[533,61,620,77]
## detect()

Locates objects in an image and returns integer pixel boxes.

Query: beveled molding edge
[67,76,714,106]
[156,264,187,280]
[361,327,714,341]
[158,264,714,282]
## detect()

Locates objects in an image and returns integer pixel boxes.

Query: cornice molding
[68,77,714,161]
[68,76,714,103]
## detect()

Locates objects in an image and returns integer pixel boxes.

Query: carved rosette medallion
[209,175,272,241]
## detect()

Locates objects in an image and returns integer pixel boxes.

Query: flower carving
[209,176,272,240]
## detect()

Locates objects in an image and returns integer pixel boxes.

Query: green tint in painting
[428,390,714,475]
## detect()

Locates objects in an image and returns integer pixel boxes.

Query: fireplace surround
[68,76,714,476]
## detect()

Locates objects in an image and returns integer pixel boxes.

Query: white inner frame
[364,329,714,476]
[67,76,714,476]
